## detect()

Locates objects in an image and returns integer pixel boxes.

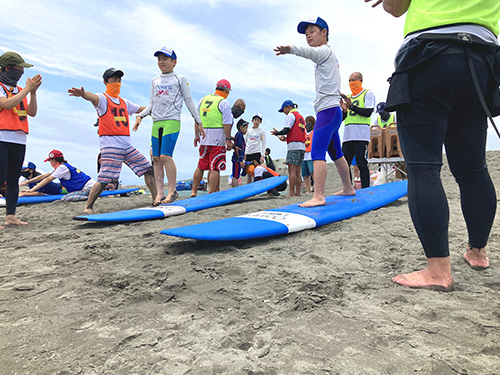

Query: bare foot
[463,246,489,270]
[299,198,326,208]
[334,188,356,196]
[4,216,28,226]
[392,268,454,292]
[83,208,93,214]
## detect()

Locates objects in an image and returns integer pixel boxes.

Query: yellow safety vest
[345,90,371,126]
[377,114,396,128]
[199,94,224,128]
[404,0,500,37]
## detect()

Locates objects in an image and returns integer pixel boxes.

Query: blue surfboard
[73,175,288,223]
[160,181,408,241]
[0,188,139,207]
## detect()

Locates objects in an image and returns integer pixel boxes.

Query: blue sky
[2,0,500,184]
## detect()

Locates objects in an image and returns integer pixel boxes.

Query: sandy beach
[1,151,499,375]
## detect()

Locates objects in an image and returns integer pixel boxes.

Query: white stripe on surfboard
[238,211,317,233]
[137,205,187,217]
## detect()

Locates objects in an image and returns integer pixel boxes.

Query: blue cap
[278,100,296,113]
[376,102,386,113]
[154,47,177,60]
[297,16,329,35]
[22,161,36,170]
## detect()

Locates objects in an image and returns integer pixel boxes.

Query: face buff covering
[0,67,24,87]
[105,82,121,98]
[349,80,363,96]
[215,89,229,99]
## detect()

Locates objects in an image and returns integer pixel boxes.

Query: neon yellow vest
[377,113,396,128]
[404,0,500,37]
[345,90,371,126]
[199,94,224,129]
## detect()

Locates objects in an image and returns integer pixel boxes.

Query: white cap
[252,113,263,120]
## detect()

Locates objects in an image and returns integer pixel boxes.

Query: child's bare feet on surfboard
[299,198,326,207]
[334,188,356,196]
[463,245,489,270]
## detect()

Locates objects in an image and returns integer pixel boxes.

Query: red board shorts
[198,145,226,172]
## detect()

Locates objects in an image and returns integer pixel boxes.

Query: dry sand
[1,151,499,375]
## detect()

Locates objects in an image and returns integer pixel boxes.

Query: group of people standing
[1,0,499,293]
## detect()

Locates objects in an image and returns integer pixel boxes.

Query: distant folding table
[368,157,407,183]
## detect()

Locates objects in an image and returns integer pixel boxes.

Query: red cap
[216,79,231,91]
[44,149,64,162]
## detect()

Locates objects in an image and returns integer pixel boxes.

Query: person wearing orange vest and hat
[271,100,306,197]
[0,51,42,228]
[302,115,315,193]
[68,68,157,213]
[367,0,500,291]
[191,79,234,196]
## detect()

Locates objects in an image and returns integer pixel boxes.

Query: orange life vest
[305,130,314,153]
[98,94,130,136]
[0,82,29,134]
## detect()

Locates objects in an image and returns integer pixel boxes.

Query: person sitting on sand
[19,161,62,196]
[24,150,96,201]
[68,68,157,213]
[242,161,287,196]
[271,100,306,197]
[274,16,355,207]
[368,0,499,291]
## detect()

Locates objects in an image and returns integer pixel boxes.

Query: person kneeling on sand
[24,150,96,201]
[68,68,157,213]
[242,161,287,196]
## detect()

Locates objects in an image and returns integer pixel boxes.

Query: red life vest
[286,110,305,144]
[305,130,314,153]
[98,94,130,136]
[0,82,29,134]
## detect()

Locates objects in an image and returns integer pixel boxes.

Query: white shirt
[0,85,28,145]
[198,96,233,147]
[245,126,266,155]
[138,72,202,124]
[343,89,376,143]
[290,44,341,113]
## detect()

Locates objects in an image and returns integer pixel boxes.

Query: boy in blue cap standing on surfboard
[274,16,355,207]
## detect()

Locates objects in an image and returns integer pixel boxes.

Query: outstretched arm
[274,46,291,55]
[68,87,99,107]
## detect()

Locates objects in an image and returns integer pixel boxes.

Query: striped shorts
[97,146,152,183]
[60,185,92,201]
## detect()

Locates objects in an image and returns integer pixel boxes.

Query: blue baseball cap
[278,100,296,113]
[154,47,177,60]
[297,16,329,35]
[376,102,386,113]
[22,161,36,170]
